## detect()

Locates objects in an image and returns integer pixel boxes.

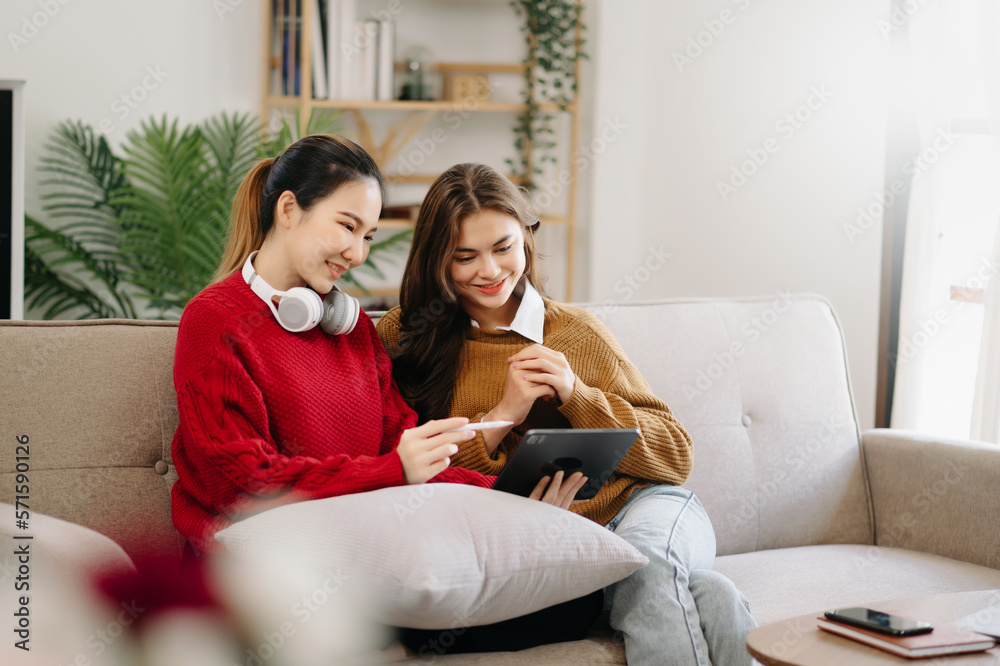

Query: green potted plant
[24,110,411,320]
[508,0,586,190]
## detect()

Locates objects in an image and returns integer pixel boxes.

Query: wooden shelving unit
[261,0,583,300]
[265,96,570,113]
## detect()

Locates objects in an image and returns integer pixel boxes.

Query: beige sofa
[3,294,1000,664]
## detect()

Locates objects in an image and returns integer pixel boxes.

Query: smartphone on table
[823,607,934,637]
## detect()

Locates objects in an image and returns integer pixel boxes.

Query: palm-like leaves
[24,216,136,319]
[113,115,259,314]
[25,109,412,319]
[25,121,135,318]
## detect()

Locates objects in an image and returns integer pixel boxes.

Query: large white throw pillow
[215,484,647,629]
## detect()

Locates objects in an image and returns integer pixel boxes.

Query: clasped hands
[491,344,577,425]
[398,344,586,509]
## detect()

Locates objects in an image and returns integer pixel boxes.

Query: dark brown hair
[214,134,385,281]
[393,163,545,421]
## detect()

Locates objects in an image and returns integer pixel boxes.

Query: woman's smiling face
[279,178,382,293]
[449,209,526,329]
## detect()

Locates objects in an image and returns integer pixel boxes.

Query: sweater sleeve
[556,313,693,486]
[374,306,403,357]
[370,314,418,456]
[174,353,406,521]
[449,420,518,476]
[372,309,495,488]
[171,296,415,524]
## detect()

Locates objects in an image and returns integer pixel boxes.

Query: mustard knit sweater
[376,300,693,526]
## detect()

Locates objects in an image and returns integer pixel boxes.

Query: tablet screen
[491,428,640,499]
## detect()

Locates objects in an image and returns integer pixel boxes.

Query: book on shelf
[336,0,357,99]
[310,0,328,99]
[816,618,996,658]
[356,19,378,101]
[273,0,395,101]
[324,0,338,97]
[270,0,282,96]
[375,19,395,101]
[274,0,301,96]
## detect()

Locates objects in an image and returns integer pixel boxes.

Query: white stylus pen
[445,420,514,432]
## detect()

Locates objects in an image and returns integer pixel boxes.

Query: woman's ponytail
[213,157,275,282]
[213,135,385,283]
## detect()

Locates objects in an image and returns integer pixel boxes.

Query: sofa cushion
[416,634,625,665]
[0,320,185,566]
[715,545,1000,626]
[214,484,648,629]
[0,502,136,582]
[577,295,872,556]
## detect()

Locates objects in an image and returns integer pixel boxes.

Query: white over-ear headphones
[242,252,360,335]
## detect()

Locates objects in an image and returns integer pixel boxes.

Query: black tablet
[491,428,640,499]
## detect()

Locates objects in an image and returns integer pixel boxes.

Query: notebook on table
[817,617,996,659]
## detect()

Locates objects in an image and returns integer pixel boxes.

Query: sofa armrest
[862,429,1000,570]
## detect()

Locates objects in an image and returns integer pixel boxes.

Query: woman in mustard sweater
[377,163,757,666]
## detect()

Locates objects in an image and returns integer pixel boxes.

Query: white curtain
[969,0,1000,441]
[891,0,1000,438]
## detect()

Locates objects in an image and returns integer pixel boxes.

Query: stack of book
[271,0,395,102]
[817,617,996,658]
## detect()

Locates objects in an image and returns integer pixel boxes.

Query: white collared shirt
[470,279,545,344]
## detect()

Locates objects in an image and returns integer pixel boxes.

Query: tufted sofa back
[577,294,873,555]
[0,320,184,565]
[0,294,872,565]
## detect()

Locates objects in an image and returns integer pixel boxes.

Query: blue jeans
[604,484,758,666]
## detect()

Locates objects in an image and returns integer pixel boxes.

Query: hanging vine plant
[507,0,586,192]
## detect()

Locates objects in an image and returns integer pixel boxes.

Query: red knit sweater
[171,272,493,552]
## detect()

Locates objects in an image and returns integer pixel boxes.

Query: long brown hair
[214,134,385,281]
[393,163,545,421]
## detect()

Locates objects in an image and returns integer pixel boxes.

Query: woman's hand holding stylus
[398,417,475,484]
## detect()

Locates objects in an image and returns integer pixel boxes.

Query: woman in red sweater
[169,136,579,556]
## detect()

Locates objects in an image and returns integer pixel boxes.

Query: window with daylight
[887,0,1000,440]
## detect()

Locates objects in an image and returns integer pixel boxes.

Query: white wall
[3,0,889,427]
[2,0,553,302]
[585,0,890,429]
[2,0,263,222]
